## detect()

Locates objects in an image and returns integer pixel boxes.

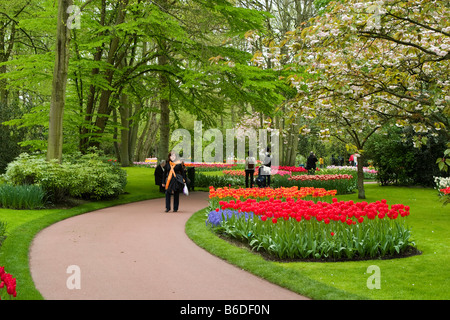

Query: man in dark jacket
[154,160,166,193]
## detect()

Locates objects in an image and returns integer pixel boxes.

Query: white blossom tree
[269,0,450,198]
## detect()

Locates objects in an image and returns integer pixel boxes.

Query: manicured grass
[0,166,164,300]
[186,184,450,300]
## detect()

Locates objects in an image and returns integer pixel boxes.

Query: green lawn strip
[317,184,450,300]
[186,183,450,300]
[185,208,365,300]
[0,167,164,300]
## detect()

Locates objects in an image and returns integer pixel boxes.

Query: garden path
[29,191,308,300]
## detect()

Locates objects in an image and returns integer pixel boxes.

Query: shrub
[67,154,128,200]
[0,184,46,209]
[2,153,127,203]
[194,172,242,188]
[365,126,449,187]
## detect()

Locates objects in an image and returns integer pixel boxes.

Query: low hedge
[2,153,127,203]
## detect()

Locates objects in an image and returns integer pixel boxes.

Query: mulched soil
[217,233,422,263]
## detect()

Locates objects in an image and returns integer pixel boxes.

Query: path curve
[29,191,308,300]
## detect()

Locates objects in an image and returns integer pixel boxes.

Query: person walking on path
[306,151,318,175]
[162,152,186,212]
[154,160,166,193]
[245,151,256,188]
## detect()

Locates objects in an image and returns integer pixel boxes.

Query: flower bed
[277,166,309,173]
[185,162,237,171]
[222,170,258,177]
[326,165,378,179]
[288,174,353,181]
[439,186,450,206]
[133,161,157,168]
[272,173,357,195]
[0,267,17,299]
[208,186,336,204]
[440,187,450,194]
[206,187,416,261]
[222,168,292,177]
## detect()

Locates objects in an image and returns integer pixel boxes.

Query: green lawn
[186,183,450,300]
[1,167,449,300]
[0,166,164,300]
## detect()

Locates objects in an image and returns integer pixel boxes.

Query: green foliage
[365,128,416,186]
[366,127,450,187]
[0,102,40,174]
[0,184,46,210]
[194,172,242,188]
[2,152,127,203]
[210,210,414,261]
[436,145,450,172]
[66,155,128,201]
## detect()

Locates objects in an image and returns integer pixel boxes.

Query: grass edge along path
[0,167,164,300]
[185,208,366,300]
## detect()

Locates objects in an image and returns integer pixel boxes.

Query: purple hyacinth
[206,209,255,227]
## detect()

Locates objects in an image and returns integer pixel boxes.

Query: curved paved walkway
[29,191,308,300]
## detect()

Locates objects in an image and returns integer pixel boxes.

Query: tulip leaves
[207,189,416,261]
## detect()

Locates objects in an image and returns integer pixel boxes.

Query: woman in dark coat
[162,152,186,212]
[154,160,166,193]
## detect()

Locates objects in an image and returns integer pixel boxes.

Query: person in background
[354,153,359,167]
[349,154,354,166]
[154,160,166,193]
[319,156,324,169]
[245,151,256,188]
[264,147,272,187]
[330,154,337,166]
[306,151,318,175]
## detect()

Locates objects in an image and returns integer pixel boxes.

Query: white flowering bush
[434,176,450,190]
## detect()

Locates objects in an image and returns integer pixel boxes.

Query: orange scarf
[165,161,178,190]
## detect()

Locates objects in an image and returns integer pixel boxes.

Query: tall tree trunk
[357,153,365,199]
[87,0,129,150]
[79,0,106,152]
[113,108,120,162]
[128,103,141,164]
[119,93,130,167]
[139,112,159,161]
[47,0,72,162]
[157,40,170,162]
[0,64,7,107]
[0,19,16,107]
[136,100,159,162]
